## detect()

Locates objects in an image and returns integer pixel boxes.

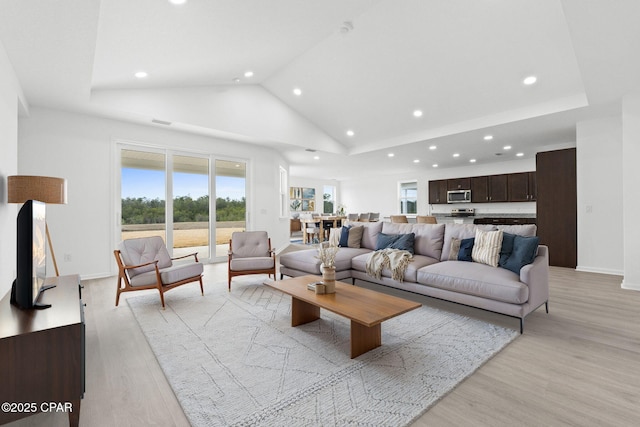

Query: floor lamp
[7,175,68,277]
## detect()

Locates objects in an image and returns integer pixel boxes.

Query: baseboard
[79,271,113,281]
[575,265,624,276]
[621,280,640,291]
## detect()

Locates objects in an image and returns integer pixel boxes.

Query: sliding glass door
[121,149,167,243]
[214,159,246,259]
[119,145,248,263]
[172,155,210,260]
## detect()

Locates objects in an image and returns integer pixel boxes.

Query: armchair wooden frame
[113,251,204,308]
[227,237,276,291]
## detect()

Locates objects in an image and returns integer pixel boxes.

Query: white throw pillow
[471,229,504,267]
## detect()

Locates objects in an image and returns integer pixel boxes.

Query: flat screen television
[10,199,52,309]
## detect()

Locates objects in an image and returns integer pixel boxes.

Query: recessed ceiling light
[413,110,423,118]
[313,156,320,160]
[346,130,355,137]
[523,75,537,85]
[432,164,438,168]
[453,153,460,158]
[235,164,240,167]
[469,159,477,163]
[134,71,148,78]
[293,87,302,96]
[388,153,395,157]
[504,145,512,150]
[413,159,420,163]
[169,0,187,5]
[429,145,437,150]
[516,152,524,157]
[232,77,240,83]
[483,135,493,141]
[244,71,254,78]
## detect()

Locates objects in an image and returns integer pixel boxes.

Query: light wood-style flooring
[7,263,640,426]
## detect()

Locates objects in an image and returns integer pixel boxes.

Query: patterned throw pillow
[448,238,462,260]
[471,229,504,267]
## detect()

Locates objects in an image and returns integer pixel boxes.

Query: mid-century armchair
[228,231,276,291]
[114,236,204,308]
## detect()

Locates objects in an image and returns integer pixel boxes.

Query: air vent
[494,153,503,156]
[152,118,172,126]
[305,149,317,152]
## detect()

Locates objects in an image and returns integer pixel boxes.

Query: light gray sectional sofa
[279,221,549,332]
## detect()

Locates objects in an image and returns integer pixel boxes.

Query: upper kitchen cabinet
[471,176,489,202]
[447,177,471,191]
[487,174,508,202]
[428,179,448,204]
[508,172,537,202]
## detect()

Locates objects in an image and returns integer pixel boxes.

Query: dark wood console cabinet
[0,274,85,427]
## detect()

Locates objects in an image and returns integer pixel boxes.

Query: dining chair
[368,212,380,221]
[390,215,409,223]
[347,213,359,221]
[416,215,437,224]
[358,212,370,222]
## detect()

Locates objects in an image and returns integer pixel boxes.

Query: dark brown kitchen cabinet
[471,176,489,202]
[508,172,536,202]
[428,179,448,204]
[488,174,508,202]
[447,177,471,191]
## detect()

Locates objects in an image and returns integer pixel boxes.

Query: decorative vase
[322,264,336,293]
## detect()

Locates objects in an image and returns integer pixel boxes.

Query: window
[323,185,335,214]
[399,181,417,214]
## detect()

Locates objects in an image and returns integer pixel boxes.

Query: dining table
[300,216,346,244]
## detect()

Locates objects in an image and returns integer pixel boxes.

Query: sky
[122,168,245,200]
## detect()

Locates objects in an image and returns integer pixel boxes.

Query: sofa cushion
[279,247,370,274]
[345,220,384,250]
[497,224,537,237]
[417,261,529,304]
[352,253,438,283]
[471,229,504,267]
[382,222,445,260]
[500,234,540,274]
[440,223,496,261]
[375,232,416,254]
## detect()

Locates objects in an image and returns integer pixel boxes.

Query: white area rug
[128,277,518,426]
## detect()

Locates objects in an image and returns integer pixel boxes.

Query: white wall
[340,158,537,219]
[18,107,290,279]
[0,41,22,297]
[622,94,640,290]
[576,116,624,275]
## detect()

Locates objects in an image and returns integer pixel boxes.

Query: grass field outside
[121,221,244,248]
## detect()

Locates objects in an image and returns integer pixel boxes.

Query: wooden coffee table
[264,275,421,358]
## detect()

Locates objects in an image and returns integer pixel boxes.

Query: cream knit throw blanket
[366,248,413,282]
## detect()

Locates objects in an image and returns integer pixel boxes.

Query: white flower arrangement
[316,243,339,268]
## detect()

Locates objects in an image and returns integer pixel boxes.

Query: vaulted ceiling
[1,0,639,179]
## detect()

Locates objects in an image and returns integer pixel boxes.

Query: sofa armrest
[519,245,549,309]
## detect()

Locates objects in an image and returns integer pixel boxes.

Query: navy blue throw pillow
[458,237,475,262]
[499,233,516,267]
[376,232,415,254]
[501,235,539,274]
[339,225,352,247]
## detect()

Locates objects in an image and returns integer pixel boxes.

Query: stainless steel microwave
[447,189,471,203]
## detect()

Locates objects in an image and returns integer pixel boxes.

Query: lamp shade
[7,175,67,204]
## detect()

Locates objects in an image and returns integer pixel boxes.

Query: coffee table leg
[350,321,381,358]
[291,297,320,326]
